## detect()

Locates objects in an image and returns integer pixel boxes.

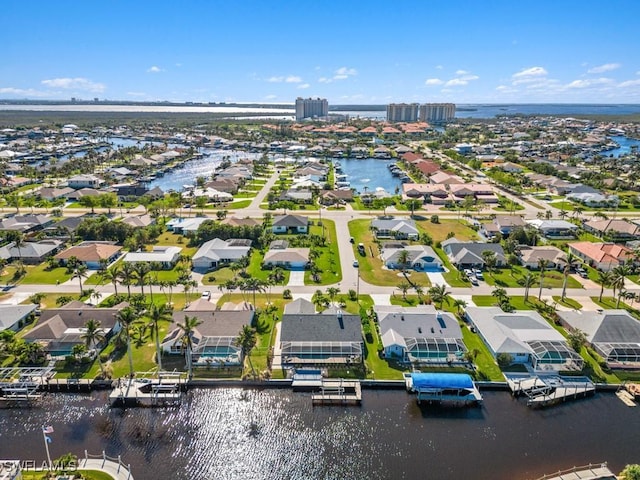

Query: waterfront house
[525,219,578,239]
[370,217,420,240]
[280,189,313,204]
[272,214,309,234]
[54,241,122,269]
[518,246,567,270]
[558,309,640,369]
[161,302,255,366]
[0,239,63,264]
[263,248,310,270]
[441,238,506,269]
[381,244,443,271]
[583,219,640,242]
[319,189,353,205]
[192,238,252,272]
[122,246,182,269]
[0,304,38,332]
[374,305,465,363]
[23,301,127,357]
[568,242,631,271]
[279,306,363,367]
[464,306,583,371]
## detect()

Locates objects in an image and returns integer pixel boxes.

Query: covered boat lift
[405,372,482,406]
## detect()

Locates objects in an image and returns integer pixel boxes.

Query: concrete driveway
[288,270,306,287]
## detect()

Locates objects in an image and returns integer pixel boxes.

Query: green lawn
[0,265,20,284]
[461,325,504,381]
[246,249,290,283]
[21,264,73,285]
[552,296,582,309]
[229,199,252,209]
[305,220,342,285]
[201,266,237,285]
[415,218,480,243]
[348,218,432,287]
[472,295,540,310]
[484,265,582,289]
[21,470,115,480]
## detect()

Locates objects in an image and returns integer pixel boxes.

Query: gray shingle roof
[281,311,362,343]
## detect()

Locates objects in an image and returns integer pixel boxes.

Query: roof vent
[418,327,422,334]
[401,315,405,321]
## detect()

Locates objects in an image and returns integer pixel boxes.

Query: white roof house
[464,306,583,371]
[192,238,252,272]
[123,246,182,268]
[0,304,39,332]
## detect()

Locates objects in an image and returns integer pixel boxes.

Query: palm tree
[73,263,88,295]
[116,307,138,378]
[611,265,630,307]
[397,249,411,273]
[176,315,203,379]
[481,250,498,277]
[537,258,548,300]
[428,284,450,309]
[118,262,136,298]
[80,319,106,376]
[597,270,613,302]
[397,281,411,301]
[559,254,579,301]
[146,303,173,371]
[492,287,508,305]
[326,287,340,306]
[242,277,265,307]
[132,262,151,297]
[103,265,121,297]
[452,298,468,316]
[235,324,257,379]
[522,272,535,302]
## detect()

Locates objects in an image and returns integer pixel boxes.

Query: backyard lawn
[483,265,582,289]
[415,218,479,242]
[304,220,342,285]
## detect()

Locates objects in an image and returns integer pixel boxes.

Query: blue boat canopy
[411,373,474,390]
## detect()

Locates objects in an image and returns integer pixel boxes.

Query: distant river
[0,389,636,480]
[606,135,640,158]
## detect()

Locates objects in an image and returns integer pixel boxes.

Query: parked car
[353,260,359,268]
[470,277,479,286]
[463,268,474,277]
[201,290,211,299]
[357,243,366,255]
[350,237,355,243]
[474,269,484,280]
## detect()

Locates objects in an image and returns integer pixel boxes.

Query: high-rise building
[419,103,456,123]
[386,103,419,122]
[295,97,329,121]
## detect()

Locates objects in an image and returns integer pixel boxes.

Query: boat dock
[0,366,54,406]
[405,372,483,406]
[533,462,613,480]
[311,379,362,406]
[109,371,187,407]
[505,374,595,408]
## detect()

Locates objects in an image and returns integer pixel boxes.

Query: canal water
[0,389,636,480]
[336,158,402,196]
[606,135,640,158]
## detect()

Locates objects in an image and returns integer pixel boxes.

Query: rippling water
[0,389,637,480]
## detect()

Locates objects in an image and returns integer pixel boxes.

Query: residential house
[280,306,363,366]
[22,301,127,357]
[123,246,182,269]
[66,188,101,201]
[449,184,499,204]
[283,297,317,315]
[319,189,353,205]
[429,171,464,185]
[38,186,75,201]
[192,238,252,271]
[481,215,526,238]
[464,306,583,371]
[223,217,261,228]
[441,238,506,269]
[0,215,54,233]
[583,219,640,242]
[191,187,233,202]
[0,304,38,332]
[121,214,155,228]
[263,248,310,269]
[402,183,449,204]
[518,246,567,270]
[54,241,122,269]
[370,217,419,240]
[280,189,313,204]
[381,244,443,271]
[568,242,631,271]
[166,217,210,234]
[0,239,63,264]
[272,214,309,234]
[567,192,619,207]
[67,174,102,189]
[558,309,640,369]
[161,302,255,366]
[526,219,578,239]
[374,305,465,363]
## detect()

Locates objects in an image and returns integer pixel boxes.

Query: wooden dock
[504,374,596,408]
[312,379,362,406]
[616,389,637,407]
[109,375,186,408]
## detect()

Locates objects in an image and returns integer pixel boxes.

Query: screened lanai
[527,340,584,370]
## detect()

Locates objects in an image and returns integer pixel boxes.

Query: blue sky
[2,1,640,104]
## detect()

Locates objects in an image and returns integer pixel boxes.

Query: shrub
[283,289,292,299]
[348,289,357,301]
[430,215,439,224]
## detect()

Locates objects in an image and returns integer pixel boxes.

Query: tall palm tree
[235,324,257,379]
[326,286,340,306]
[118,262,136,298]
[452,298,467,316]
[537,259,548,300]
[81,319,106,376]
[116,307,138,378]
[176,315,203,379]
[397,281,411,301]
[522,272,535,302]
[560,254,579,301]
[492,287,508,305]
[397,249,411,273]
[428,284,450,309]
[103,264,121,297]
[597,270,613,302]
[132,262,151,297]
[611,265,630,307]
[243,277,265,307]
[146,303,173,371]
[73,263,88,295]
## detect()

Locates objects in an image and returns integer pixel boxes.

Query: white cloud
[566,78,614,89]
[435,65,443,70]
[512,67,548,85]
[147,66,163,73]
[333,74,349,80]
[267,76,284,83]
[285,76,302,83]
[335,67,357,76]
[619,79,640,88]
[267,75,303,83]
[318,77,330,83]
[445,78,469,87]
[455,70,469,75]
[0,87,49,97]
[41,77,105,93]
[588,63,620,74]
[443,71,479,87]
[425,78,443,86]
[297,83,310,89]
